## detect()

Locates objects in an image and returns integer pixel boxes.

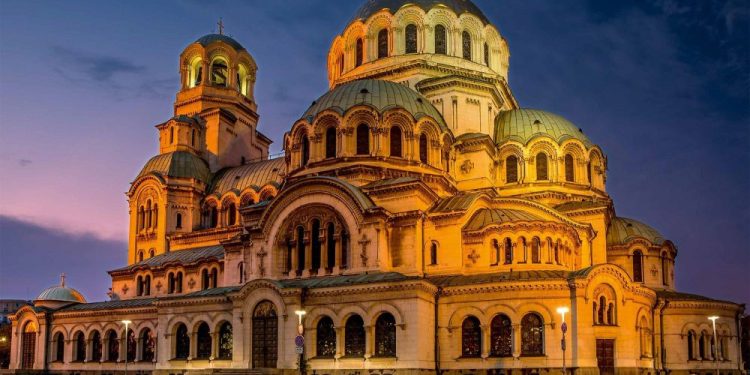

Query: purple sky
[0,0,748,305]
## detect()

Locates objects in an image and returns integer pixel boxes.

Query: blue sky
[0,0,748,304]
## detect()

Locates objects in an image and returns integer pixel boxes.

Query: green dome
[302,79,449,132]
[136,151,211,184]
[35,286,86,304]
[494,109,592,146]
[352,0,491,25]
[607,217,666,247]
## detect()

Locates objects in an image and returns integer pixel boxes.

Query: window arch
[210,268,218,288]
[356,124,370,155]
[430,242,438,265]
[218,322,233,360]
[377,29,388,59]
[461,316,481,357]
[106,330,119,362]
[311,219,321,271]
[190,58,203,87]
[338,54,344,75]
[419,133,428,163]
[699,331,707,359]
[536,153,548,180]
[21,322,37,369]
[462,31,472,60]
[138,251,144,263]
[239,262,245,284]
[296,225,305,274]
[196,322,212,359]
[355,38,364,67]
[91,330,102,362]
[504,238,513,264]
[531,237,541,263]
[176,213,183,229]
[170,127,174,144]
[506,155,518,183]
[687,330,695,360]
[434,25,447,54]
[54,332,65,362]
[593,285,616,326]
[375,313,397,357]
[565,154,575,182]
[201,269,210,290]
[174,324,190,359]
[301,134,310,167]
[126,329,136,361]
[490,314,512,357]
[210,58,228,87]
[390,126,402,157]
[141,328,155,362]
[74,331,86,362]
[484,42,490,65]
[325,126,337,158]
[227,202,237,226]
[521,313,544,356]
[326,222,336,270]
[316,316,336,358]
[405,24,418,54]
[344,315,365,357]
[633,250,643,282]
[661,253,669,286]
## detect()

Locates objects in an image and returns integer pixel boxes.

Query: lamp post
[557,307,569,375]
[295,310,307,375]
[708,316,719,375]
[121,320,132,375]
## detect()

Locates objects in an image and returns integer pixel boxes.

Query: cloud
[17,159,32,167]
[51,46,145,83]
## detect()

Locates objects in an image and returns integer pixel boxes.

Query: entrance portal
[252,301,278,368]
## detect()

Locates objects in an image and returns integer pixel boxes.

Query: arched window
[201,269,209,290]
[536,153,548,180]
[699,331,707,359]
[341,228,350,269]
[378,29,389,59]
[218,322,233,360]
[639,317,651,357]
[91,331,102,362]
[21,322,37,369]
[107,330,119,362]
[326,222,336,270]
[152,204,158,228]
[176,272,183,293]
[192,62,203,87]
[554,242,560,264]
[521,313,544,356]
[355,38,364,67]
[296,225,305,273]
[597,296,606,324]
[136,275,143,296]
[208,205,218,228]
[434,25,447,54]
[405,24,418,54]
[176,213,183,229]
[210,268,218,288]
[227,202,237,225]
[74,331,86,362]
[141,328,155,362]
[565,154,575,182]
[126,329,136,362]
[138,251,144,263]
[316,317,336,358]
[504,238,513,264]
[338,54,344,75]
[191,129,196,146]
[211,59,228,87]
[168,273,175,294]
[375,313,397,357]
[588,160,593,184]
[390,126,402,157]
[520,237,528,262]
[490,314,512,357]
[301,134,310,166]
[170,127,174,144]
[491,239,500,266]
[661,253,669,286]
[148,249,154,258]
[356,124,370,155]
[506,155,518,183]
[531,237,541,263]
[419,133,428,164]
[196,322,212,359]
[238,262,245,284]
[430,242,438,265]
[344,315,365,357]
[633,250,643,282]
[311,219,321,271]
[54,332,65,362]
[144,275,151,296]
[137,206,144,230]
[175,324,190,359]
[462,31,472,60]
[484,42,490,65]
[461,316,481,357]
[687,330,695,360]
[325,127,337,158]
[593,286,616,326]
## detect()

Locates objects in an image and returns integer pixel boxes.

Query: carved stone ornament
[121,284,129,294]
[188,278,196,289]
[650,265,658,277]
[257,247,268,277]
[155,281,162,292]
[460,160,474,174]
[468,249,480,264]
[358,234,371,267]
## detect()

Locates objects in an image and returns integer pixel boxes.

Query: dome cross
[60,273,66,287]
[217,18,224,35]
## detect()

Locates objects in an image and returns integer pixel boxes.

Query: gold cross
[217,18,224,35]
[60,273,66,287]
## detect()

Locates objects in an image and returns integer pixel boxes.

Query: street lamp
[708,316,719,375]
[557,307,569,375]
[121,320,132,375]
[294,311,307,375]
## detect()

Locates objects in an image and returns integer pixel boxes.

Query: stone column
[335,326,344,359]
[303,233,312,277]
[290,241,299,278]
[481,324,490,358]
[190,332,198,359]
[333,236,342,274]
[319,234,328,275]
[364,325,373,358]
[512,325,521,358]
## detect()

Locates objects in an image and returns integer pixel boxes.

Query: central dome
[352,0,491,25]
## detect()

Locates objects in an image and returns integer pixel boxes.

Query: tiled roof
[303,79,448,132]
[555,200,609,212]
[58,298,156,312]
[464,208,543,231]
[136,151,211,184]
[194,34,246,51]
[606,217,665,247]
[351,0,491,25]
[362,177,420,189]
[277,272,417,289]
[109,245,224,273]
[429,270,567,287]
[161,287,241,301]
[494,109,592,147]
[430,192,485,213]
[655,290,737,305]
[208,157,286,196]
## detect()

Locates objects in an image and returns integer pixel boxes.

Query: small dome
[194,34,246,51]
[352,0,491,25]
[494,108,593,147]
[35,276,86,304]
[607,217,666,247]
[302,79,449,132]
[136,151,211,184]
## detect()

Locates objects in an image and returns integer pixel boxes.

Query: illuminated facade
[8,1,745,374]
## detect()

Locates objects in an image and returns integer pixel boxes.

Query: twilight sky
[0,0,748,304]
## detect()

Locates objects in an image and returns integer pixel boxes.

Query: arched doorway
[252,301,278,368]
[21,321,37,369]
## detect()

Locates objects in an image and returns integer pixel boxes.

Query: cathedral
[8,1,745,374]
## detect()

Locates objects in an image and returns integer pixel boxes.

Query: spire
[217,18,224,35]
[60,273,66,287]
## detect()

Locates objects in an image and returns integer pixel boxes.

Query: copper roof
[136,151,211,184]
[606,216,665,247]
[464,208,544,231]
[494,108,593,146]
[109,245,224,273]
[208,157,286,196]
